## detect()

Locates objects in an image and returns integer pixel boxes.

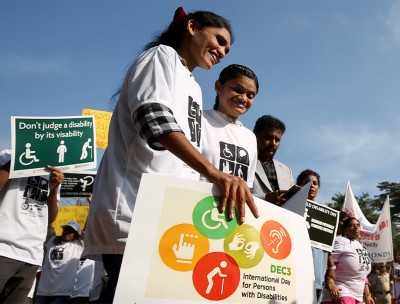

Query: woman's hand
[325,277,340,301]
[208,168,259,224]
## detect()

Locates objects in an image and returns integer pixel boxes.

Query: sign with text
[52,205,89,236]
[305,200,339,252]
[82,108,112,149]
[343,182,393,262]
[10,116,96,178]
[114,174,315,303]
[60,172,96,197]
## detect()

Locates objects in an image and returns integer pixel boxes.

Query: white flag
[342,181,393,263]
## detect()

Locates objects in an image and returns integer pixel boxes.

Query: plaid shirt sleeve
[133,103,183,150]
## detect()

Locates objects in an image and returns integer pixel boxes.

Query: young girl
[202,64,259,187]
[83,7,259,303]
[35,221,83,304]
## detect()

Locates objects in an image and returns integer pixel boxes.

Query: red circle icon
[192,252,240,300]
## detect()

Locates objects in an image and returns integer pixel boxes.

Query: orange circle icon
[159,223,209,271]
[260,220,292,260]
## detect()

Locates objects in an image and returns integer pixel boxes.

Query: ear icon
[269,228,286,254]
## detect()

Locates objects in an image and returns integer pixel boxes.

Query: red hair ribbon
[173,7,190,23]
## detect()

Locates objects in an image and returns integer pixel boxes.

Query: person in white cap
[35,221,83,304]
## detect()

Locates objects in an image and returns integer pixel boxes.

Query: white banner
[114,174,316,303]
[342,181,393,263]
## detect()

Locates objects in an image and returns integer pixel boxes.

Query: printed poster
[52,205,89,236]
[82,108,112,149]
[304,200,339,252]
[60,171,96,197]
[115,174,315,303]
[10,116,96,178]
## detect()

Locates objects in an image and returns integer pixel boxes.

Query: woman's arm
[364,283,374,304]
[45,166,64,224]
[158,131,259,223]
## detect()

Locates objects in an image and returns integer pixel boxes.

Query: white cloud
[380,1,400,48]
[287,122,400,202]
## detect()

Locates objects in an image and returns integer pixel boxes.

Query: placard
[114,174,315,303]
[60,172,96,197]
[10,116,96,178]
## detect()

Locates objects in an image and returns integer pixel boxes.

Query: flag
[342,181,393,263]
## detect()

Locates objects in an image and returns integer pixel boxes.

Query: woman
[202,64,259,187]
[322,217,374,304]
[82,7,259,303]
[35,221,83,304]
[297,169,327,303]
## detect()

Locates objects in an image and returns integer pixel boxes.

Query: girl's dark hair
[144,8,234,51]
[214,64,259,110]
[341,217,359,236]
[296,169,321,188]
[54,230,80,245]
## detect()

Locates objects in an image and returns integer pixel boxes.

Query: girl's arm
[158,131,259,223]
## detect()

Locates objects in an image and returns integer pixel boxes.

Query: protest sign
[52,206,89,236]
[60,171,96,197]
[282,181,339,252]
[10,116,96,178]
[114,174,315,303]
[304,200,339,252]
[343,181,393,262]
[82,108,112,149]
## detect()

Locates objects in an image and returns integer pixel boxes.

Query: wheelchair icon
[19,143,40,165]
[201,202,228,230]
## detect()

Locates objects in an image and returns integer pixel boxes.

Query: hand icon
[173,233,195,263]
[244,241,259,259]
[228,233,245,251]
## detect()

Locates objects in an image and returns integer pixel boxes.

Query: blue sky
[1,0,400,204]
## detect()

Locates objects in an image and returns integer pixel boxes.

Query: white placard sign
[115,174,316,303]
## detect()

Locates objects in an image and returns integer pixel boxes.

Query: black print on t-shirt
[21,176,49,211]
[50,246,65,261]
[218,141,250,181]
[356,247,371,272]
[187,96,201,147]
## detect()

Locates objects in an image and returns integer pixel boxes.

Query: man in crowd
[251,115,294,205]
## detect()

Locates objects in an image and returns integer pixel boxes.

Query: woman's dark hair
[111,8,234,106]
[144,8,234,51]
[296,169,321,188]
[341,217,359,236]
[53,230,80,245]
[253,115,286,135]
[213,64,259,110]
[339,211,350,221]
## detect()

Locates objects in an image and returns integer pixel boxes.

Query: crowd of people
[0,6,398,304]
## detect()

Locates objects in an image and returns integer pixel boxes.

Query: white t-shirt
[71,258,95,298]
[322,236,371,302]
[202,109,257,187]
[83,45,203,257]
[0,152,51,265]
[36,236,83,296]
